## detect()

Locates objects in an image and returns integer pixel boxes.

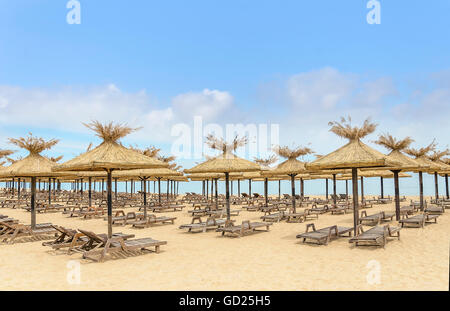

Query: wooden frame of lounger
[349,224,401,248]
[130,214,176,228]
[0,222,57,244]
[398,213,439,228]
[358,211,395,226]
[296,224,353,245]
[216,220,272,237]
[80,230,166,262]
[179,216,232,233]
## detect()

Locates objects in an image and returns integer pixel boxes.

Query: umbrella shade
[54,142,168,172]
[306,139,402,171]
[184,153,261,174]
[185,152,260,220]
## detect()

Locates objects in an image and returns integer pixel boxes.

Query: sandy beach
[0,195,448,291]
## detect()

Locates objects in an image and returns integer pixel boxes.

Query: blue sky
[1,0,449,195]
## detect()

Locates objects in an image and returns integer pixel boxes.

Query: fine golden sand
[0,195,448,291]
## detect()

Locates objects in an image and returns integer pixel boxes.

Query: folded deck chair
[216,220,272,237]
[398,213,439,228]
[296,224,352,245]
[81,232,166,262]
[0,222,57,244]
[349,224,401,248]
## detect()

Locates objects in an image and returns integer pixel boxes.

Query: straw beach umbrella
[427,150,450,200]
[53,121,168,238]
[254,155,278,207]
[263,146,313,213]
[0,134,69,229]
[185,135,260,221]
[405,142,443,204]
[373,134,424,219]
[306,117,402,234]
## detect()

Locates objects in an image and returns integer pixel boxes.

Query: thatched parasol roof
[0,134,72,178]
[366,134,425,172]
[307,117,402,170]
[262,146,312,176]
[185,135,260,174]
[405,142,448,173]
[54,121,168,172]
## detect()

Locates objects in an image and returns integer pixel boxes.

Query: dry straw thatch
[370,134,424,172]
[263,145,312,176]
[54,121,168,172]
[0,134,67,178]
[307,117,401,170]
[185,134,260,174]
[404,141,447,173]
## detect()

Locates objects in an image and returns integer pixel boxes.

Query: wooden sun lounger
[80,230,166,262]
[0,222,57,244]
[358,211,395,226]
[296,224,352,245]
[261,211,285,222]
[398,213,439,228]
[216,220,272,237]
[424,205,445,215]
[349,225,401,248]
[206,209,240,218]
[179,217,232,233]
[130,214,176,228]
[309,204,329,214]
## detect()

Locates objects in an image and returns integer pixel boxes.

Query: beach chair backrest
[206,217,216,226]
[78,229,104,243]
[242,221,250,230]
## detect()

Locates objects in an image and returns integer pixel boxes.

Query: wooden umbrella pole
[166,179,169,200]
[106,169,113,239]
[17,178,21,200]
[325,178,329,200]
[158,177,161,205]
[48,177,51,204]
[290,174,296,213]
[419,171,424,211]
[88,177,92,207]
[333,174,337,206]
[380,176,384,199]
[345,180,348,202]
[249,179,252,199]
[238,179,240,198]
[393,170,401,221]
[301,178,304,199]
[225,172,231,221]
[278,180,281,200]
[206,179,209,200]
[360,176,365,204]
[31,176,36,230]
[352,168,359,236]
[434,172,439,201]
[446,174,449,200]
[114,178,118,201]
[215,178,218,210]
[264,178,268,207]
[143,178,148,219]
